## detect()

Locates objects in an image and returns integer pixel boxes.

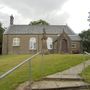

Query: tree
[79,29,90,53]
[29,19,49,25]
[0,23,5,54]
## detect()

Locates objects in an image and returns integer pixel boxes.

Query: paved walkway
[46,60,90,78]
[16,60,90,90]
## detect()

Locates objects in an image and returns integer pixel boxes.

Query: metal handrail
[84,51,90,55]
[0,51,41,80]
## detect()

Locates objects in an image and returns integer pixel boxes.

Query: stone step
[24,80,90,90]
[44,74,84,81]
[31,88,90,90]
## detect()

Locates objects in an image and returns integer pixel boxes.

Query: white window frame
[29,37,37,50]
[47,37,53,50]
[12,38,20,46]
[72,43,77,48]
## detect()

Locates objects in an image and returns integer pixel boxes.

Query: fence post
[28,59,32,90]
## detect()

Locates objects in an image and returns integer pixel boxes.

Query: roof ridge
[12,24,66,26]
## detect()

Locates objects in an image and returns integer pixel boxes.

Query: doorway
[61,39,68,53]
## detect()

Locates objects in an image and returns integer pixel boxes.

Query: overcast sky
[0,0,90,33]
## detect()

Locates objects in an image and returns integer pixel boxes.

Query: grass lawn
[81,65,90,83]
[0,54,90,90]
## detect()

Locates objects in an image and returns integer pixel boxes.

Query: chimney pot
[10,15,14,25]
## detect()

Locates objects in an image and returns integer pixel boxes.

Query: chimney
[10,15,14,25]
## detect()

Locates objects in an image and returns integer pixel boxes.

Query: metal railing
[0,51,41,80]
[84,51,90,55]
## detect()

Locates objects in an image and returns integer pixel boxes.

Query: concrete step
[44,74,84,81]
[24,80,90,90]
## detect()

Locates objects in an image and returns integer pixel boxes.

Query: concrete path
[46,60,90,79]
[16,60,90,90]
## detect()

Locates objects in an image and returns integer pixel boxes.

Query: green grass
[81,65,90,83]
[0,54,90,90]
[0,54,31,74]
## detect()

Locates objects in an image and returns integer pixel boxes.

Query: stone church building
[2,16,81,54]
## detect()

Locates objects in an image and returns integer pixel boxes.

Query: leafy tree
[0,23,5,54]
[79,29,90,53]
[29,19,49,25]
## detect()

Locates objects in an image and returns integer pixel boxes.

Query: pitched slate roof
[4,25,80,41]
[69,35,81,41]
[4,25,75,35]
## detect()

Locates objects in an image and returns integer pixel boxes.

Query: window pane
[13,38,20,46]
[72,43,76,48]
[29,37,36,50]
[47,37,53,49]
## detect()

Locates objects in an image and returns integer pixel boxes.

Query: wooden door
[61,39,68,53]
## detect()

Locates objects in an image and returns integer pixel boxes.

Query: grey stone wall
[2,34,56,54]
[2,34,81,54]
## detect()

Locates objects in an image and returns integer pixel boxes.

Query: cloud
[1,0,68,16]
[0,4,20,16]
[0,0,69,26]
[0,12,9,26]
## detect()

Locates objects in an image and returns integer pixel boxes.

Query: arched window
[47,37,53,50]
[13,38,20,46]
[29,37,36,50]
